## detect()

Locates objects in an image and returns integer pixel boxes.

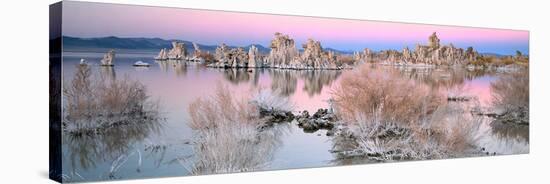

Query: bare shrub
[490,69,529,125]
[63,65,160,134]
[491,69,529,113]
[330,64,483,161]
[96,77,149,117]
[345,112,416,160]
[184,123,285,175]
[416,103,484,156]
[188,84,259,130]
[250,89,294,112]
[64,65,95,120]
[186,84,289,174]
[335,104,483,161]
[332,65,442,124]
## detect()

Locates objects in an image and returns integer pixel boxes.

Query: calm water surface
[60,51,524,182]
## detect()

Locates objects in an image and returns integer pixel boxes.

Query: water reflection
[155,60,195,77]
[271,70,341,97]
[173,61,187,77]
[100,66,116,81]
[301,70,341,96]
[182,124,289,175]
[61,52,528,180]
[134,66,149,72]
[270,70,298,96]
[478,114,529,156]
[222,68,259,85]
[62,64,164,181]
[182,85,290,174]
[218,68,341,97]
[156,60,169,73]
[490,121,529,142]
[378,65,494,89]
[488,68,529,142]
[328,64,528,164]
[64,119,163,177]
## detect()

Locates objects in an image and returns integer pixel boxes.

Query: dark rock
[326,130,335,136]
[312,108,328,118]
[259,107,295,126]
[296,108,337,132]
[447,96,472,102]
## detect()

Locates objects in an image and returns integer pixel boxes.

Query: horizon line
[62,34,527,56]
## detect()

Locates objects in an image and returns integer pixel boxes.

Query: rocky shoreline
[207,33,347,70]
[93,32,527,71]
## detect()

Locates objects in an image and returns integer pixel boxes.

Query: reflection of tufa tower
[428,32,440,49]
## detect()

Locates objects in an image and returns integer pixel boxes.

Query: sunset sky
[62,1,529,55]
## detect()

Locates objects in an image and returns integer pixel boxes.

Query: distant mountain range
[62,36,271,54]
[62,36,354,55]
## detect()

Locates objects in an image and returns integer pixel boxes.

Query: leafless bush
[62,65,160,134]
[188,84,260,130]
[334,104,483,161]
[64,65,95,120]
[330,64,484,161]
[489,68,529,126]
[250,89,294,112]
[491,69,529,114]
[185,84,289,174]
[183,123,284,175]
[332,65,442,124]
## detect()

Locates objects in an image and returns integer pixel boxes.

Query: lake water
[60,51,528,182]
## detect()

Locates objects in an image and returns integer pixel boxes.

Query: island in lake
[52,1,529,183]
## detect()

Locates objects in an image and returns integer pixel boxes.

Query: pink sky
[62,1,529,54]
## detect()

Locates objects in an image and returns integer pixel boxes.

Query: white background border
[0,0,548,183]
